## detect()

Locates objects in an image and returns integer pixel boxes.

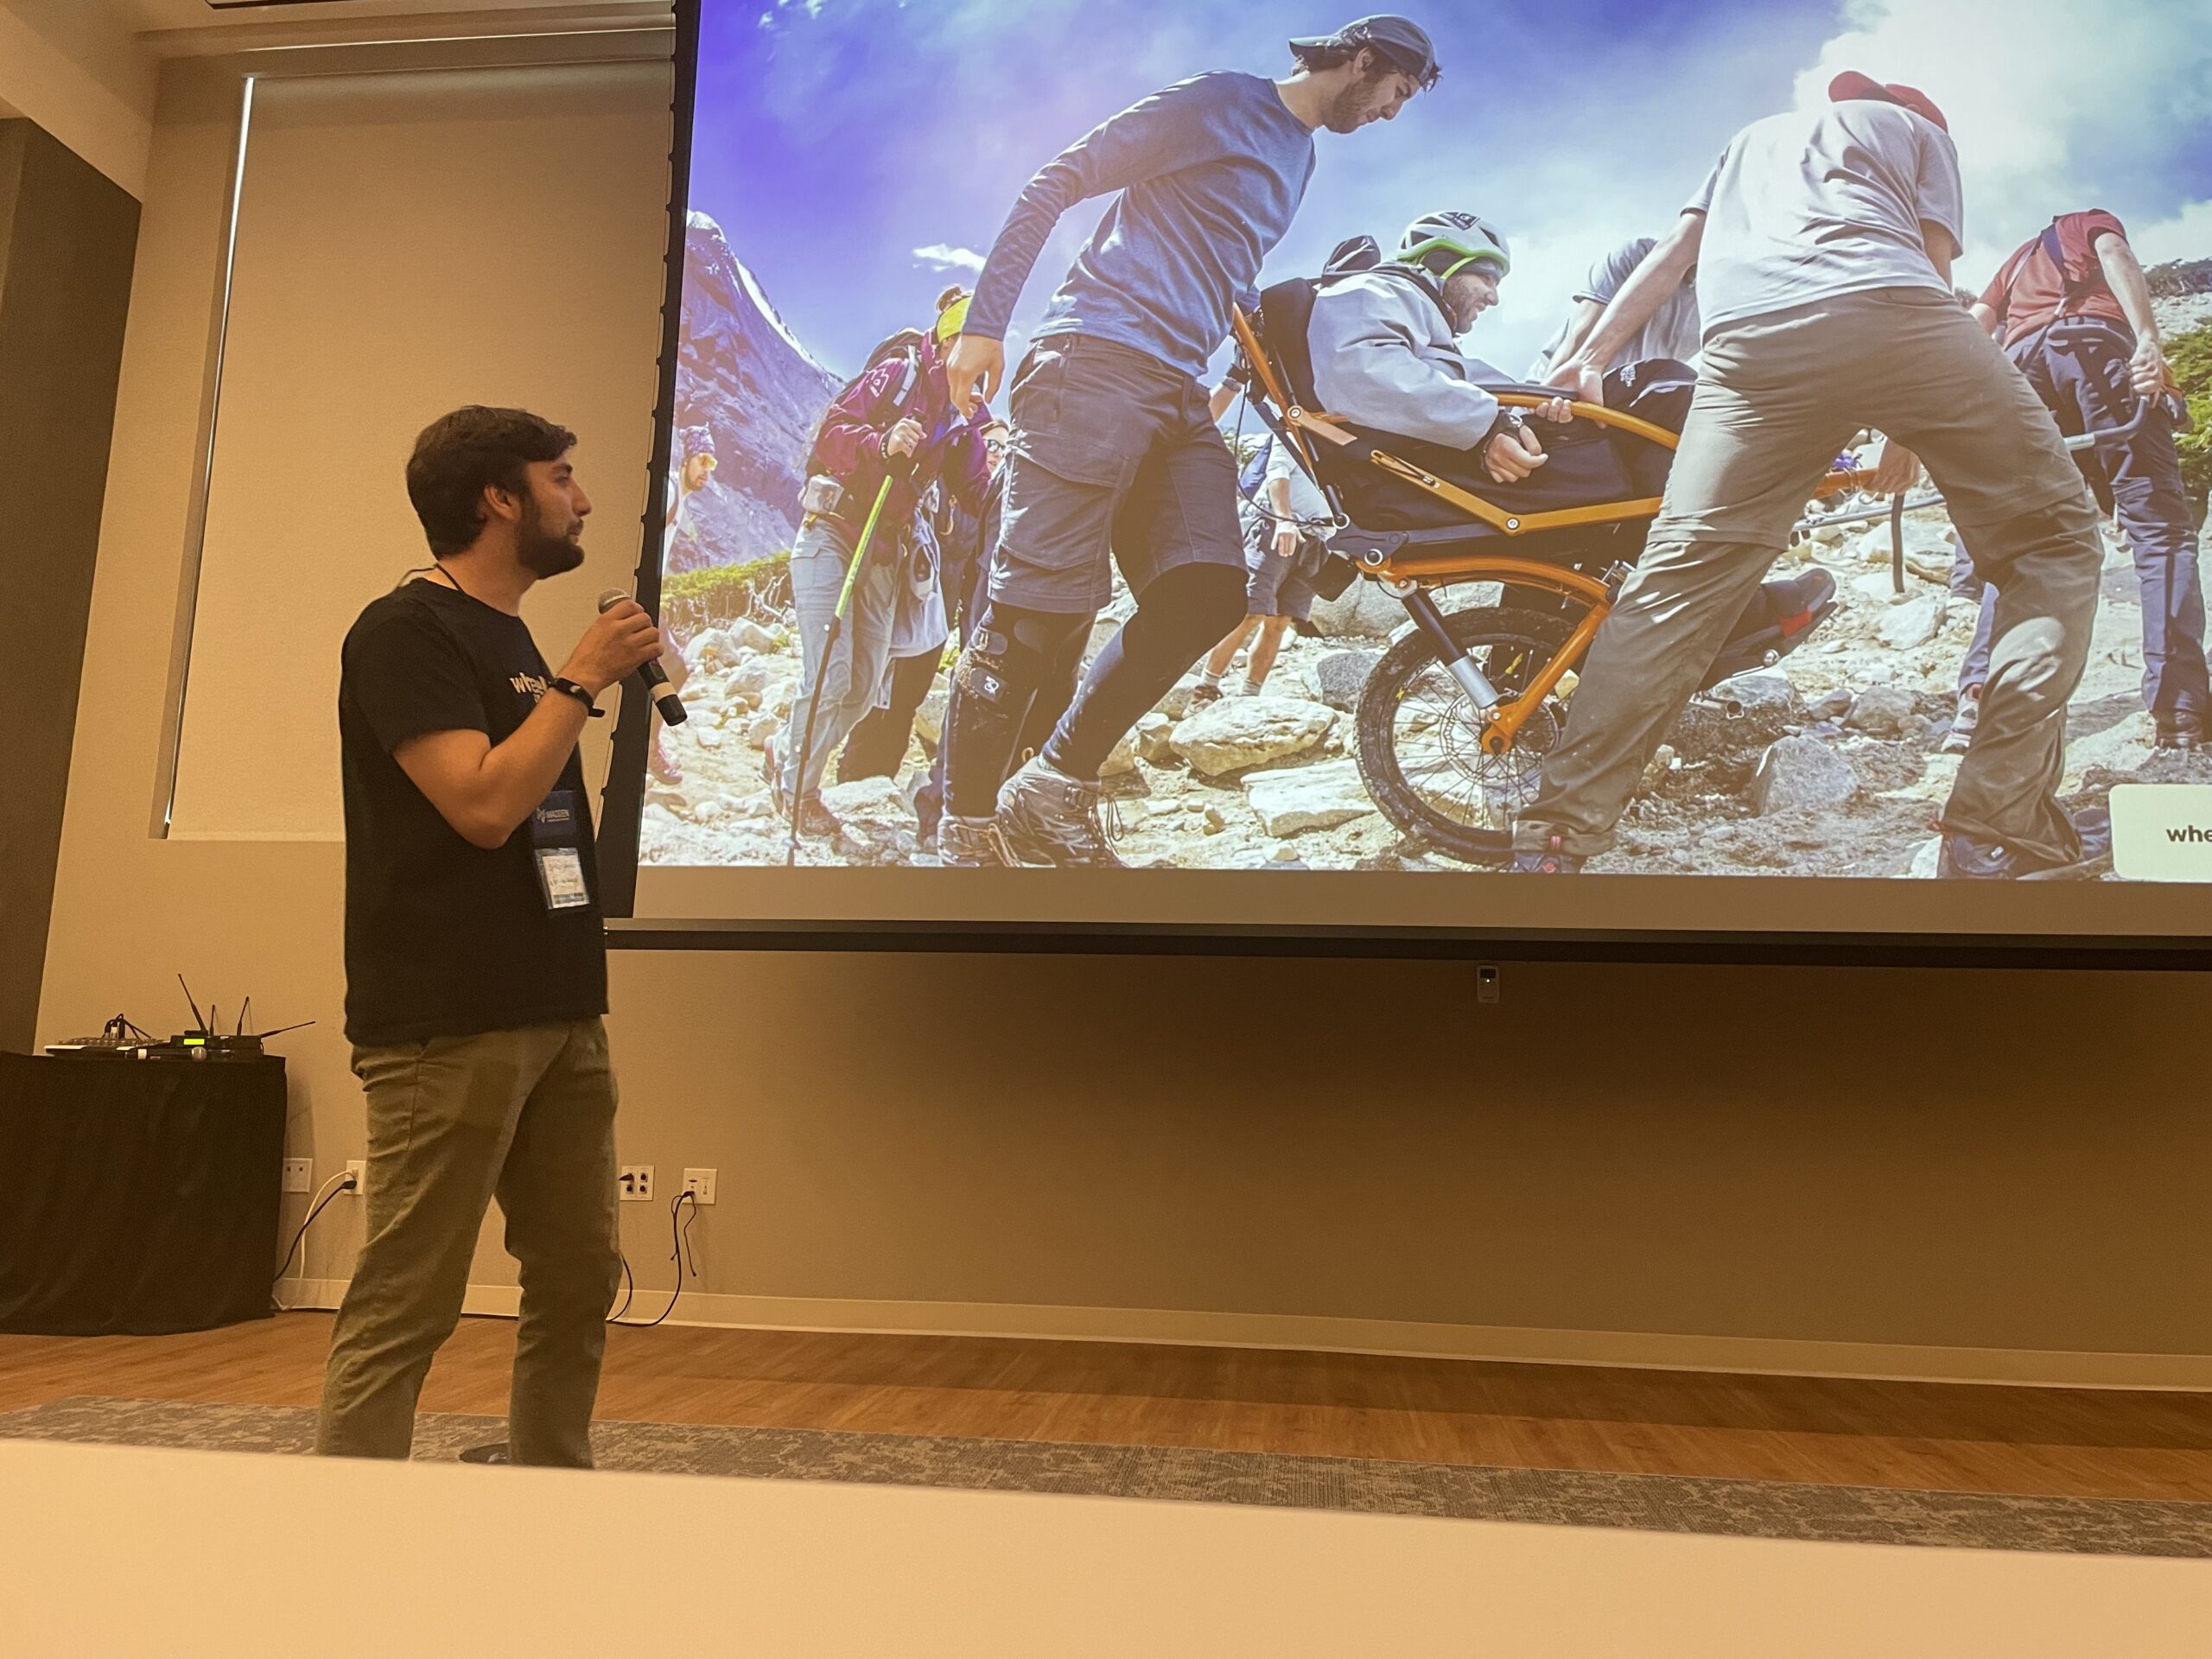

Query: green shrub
[661,551,791,639]
[2169,321,2211,518]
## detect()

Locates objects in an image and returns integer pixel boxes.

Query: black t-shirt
[339,580,607,1046]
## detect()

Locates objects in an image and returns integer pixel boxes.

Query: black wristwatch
[549,677,603,717]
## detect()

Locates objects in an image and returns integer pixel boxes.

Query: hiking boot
[1701,568,1839,688]
[1936,807,2112,880]
[650,734,684,786]
[996,755,1128,868]
[1511,833,1583,874]
[1941,686,1981,754]
[937,814,1012,868]
[1185,682,1224,712]
[790,794,842,840]
[2155,709,2206,751]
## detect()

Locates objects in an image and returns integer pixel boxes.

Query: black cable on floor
[623,1191,699,1329]
[271,1173,356,1306]
[609,1249,635,1322]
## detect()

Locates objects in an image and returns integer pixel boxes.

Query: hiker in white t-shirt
[1514,74,2107,880]
[1527,235,1702,381]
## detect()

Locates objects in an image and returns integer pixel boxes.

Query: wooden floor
[5,1313,2212,1503]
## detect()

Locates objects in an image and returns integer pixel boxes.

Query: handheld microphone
[597,589,688,726]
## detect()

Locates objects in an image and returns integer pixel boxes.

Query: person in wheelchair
[1293,211,1834,665]
[1308,211,1577,487]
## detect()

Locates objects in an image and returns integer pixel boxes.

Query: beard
[517,499,585,578]
[1320,70,1391,134]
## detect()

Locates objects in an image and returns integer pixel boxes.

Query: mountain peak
[671,212,843,572]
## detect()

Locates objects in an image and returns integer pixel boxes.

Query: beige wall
[37,44,2212,1386]
[0,0,154,197]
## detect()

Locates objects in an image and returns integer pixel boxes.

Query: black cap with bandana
[1288,16,1440,89]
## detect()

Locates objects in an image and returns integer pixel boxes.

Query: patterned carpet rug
[6,1395,2209,1558]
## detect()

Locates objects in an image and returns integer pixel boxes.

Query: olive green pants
[315,1019,620,1465]
[1516,286,2104,864]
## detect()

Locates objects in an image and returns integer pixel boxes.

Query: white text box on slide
[2109,785,2212,881]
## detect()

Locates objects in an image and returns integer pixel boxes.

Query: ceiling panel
[117,0,668,45]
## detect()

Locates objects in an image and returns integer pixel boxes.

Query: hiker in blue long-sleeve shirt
[932,16,1440,868]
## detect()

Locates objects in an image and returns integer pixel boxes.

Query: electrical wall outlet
[282,1158,313,1193]
[681,1168,716,1205]
[619,1164,655,1202]
[345,1159,367,1200]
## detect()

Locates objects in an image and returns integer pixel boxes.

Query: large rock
[1908,835,1944,878]
[1135,713,1179,765]
[1307,577,1405,640]
[1844,684,1919,738]
[1751,736,1858,815]
[1666,672,1798,762]
[821,776,916,866]
[1243,760,1377,836]
[1876,592,1947,651]
[1313,647,1381,713]
[1156,676,1206,720]
[683,628,748,676]
[1099,729,1141,779]
[912,678,950,747]
[1171,696,1336,776]
[726,657,772,696]
[1849,571,1905,607]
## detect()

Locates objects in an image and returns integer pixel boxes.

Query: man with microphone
[318,405,664,1465]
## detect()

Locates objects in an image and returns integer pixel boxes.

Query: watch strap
[549,677,603,717]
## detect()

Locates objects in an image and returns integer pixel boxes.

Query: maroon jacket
[810,336,991,537]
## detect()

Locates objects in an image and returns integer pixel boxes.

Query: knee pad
[957,606,1090,708]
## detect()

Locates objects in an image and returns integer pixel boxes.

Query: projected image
[643,0,2211,884]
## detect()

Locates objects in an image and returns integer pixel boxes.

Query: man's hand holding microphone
[567,594,685,727]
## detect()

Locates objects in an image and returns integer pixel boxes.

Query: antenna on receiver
[178,975,209,1035]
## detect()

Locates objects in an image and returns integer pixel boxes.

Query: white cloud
[1789,0,2212,283]
[2132,200,2212,268]
[913,243,987,273]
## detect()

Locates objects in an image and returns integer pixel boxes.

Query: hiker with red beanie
[1516,73,2109,879]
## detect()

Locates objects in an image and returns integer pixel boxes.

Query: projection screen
[602,0,2212,958]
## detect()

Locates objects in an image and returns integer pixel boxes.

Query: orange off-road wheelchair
[1228,276,1855,864]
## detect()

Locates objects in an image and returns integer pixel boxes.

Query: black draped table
[0,1051,286,1334]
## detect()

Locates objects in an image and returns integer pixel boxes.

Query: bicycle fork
[1387,580,1503,712]
[1385,576,1616,758]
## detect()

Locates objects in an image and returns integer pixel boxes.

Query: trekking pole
[1890,492,1907,598]
[785,467,901,868]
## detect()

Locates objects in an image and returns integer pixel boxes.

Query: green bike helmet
[1395,211,1511,282]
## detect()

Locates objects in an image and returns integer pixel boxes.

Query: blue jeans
[1956,321,2207,717]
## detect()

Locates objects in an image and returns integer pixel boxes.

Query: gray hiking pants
[1516,287,2104,866]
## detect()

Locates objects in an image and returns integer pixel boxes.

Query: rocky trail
[639,490,2206,880]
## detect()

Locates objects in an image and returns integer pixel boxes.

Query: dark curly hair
[405,405,575,556]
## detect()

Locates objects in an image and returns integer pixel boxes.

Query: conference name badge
[531,788,592,912]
